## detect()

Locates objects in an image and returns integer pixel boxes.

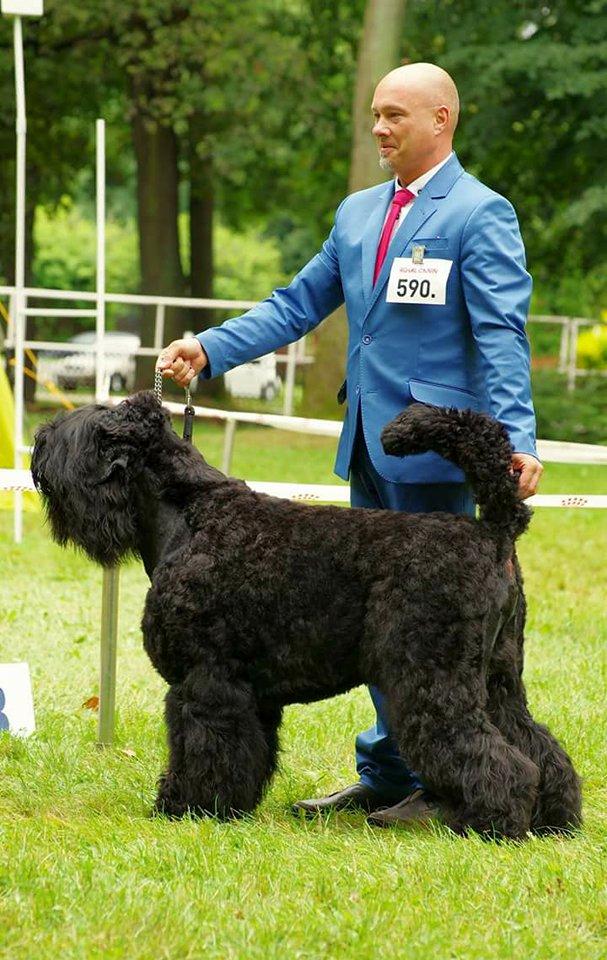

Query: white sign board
[386,257,453,306]
[1,1,44,15]
[0,663,35,737]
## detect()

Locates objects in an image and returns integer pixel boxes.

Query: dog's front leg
[153,665,280,821]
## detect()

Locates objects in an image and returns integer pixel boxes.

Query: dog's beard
[379,155,394,173]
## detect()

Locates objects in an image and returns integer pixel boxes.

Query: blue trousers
[350,425,476,801]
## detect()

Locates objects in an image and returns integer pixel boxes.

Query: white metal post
[567,320,579,394]
[153,303,165,352]
[558,319,570,374]
[12,14,26,543]
[222,418,237,475]
[283,341,297,416]
[95,119,106,402]
[7,292,15,342]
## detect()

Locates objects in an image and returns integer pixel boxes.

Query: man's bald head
[378,64,460,134]
[371,62,460,183]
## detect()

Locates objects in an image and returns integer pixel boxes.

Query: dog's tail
[381,403,531,542]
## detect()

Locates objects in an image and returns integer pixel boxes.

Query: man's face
[371,80,440,178]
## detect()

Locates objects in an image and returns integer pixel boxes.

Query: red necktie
[373,187,415,285]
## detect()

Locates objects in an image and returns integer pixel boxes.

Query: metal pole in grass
[3,2,44,542]
[98,567,120,746]
[95,118,106,402]
[222,418,237,475]
[95,118,120,745]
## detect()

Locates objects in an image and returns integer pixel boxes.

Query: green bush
[533,371,607,445]
[178,214,289,302]
[35,206,288,306]
[32,206,290,342]
[34,203,140,296]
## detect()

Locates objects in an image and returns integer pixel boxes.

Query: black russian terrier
[31,391,582,839]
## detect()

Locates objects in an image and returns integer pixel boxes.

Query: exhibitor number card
[386,257,453,306]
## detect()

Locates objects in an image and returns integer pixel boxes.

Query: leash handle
[183,402,195,443]
[153,370,195,444]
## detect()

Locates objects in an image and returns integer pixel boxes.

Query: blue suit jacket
[198,153,536,483]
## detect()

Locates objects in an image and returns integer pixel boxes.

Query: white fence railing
[0,283,310,418]
[1,289,599,397]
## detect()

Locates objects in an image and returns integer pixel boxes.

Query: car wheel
[262,383,276,401]
[110,373,126,393]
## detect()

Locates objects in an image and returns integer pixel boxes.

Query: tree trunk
[303,0,407,418]
[349,0,408,193]
[189,125,214,307]
[132,104,185,391]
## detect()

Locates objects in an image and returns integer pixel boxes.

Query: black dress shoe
[292,781,392,817]
[366,789,443,829]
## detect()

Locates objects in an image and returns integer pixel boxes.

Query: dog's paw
[152,771,190,820]
[150,796,190,820]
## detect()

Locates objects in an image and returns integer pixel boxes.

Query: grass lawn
[1,421,606,960]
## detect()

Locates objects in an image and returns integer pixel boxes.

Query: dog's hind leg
[153,665,280,820]
[487,596,582,835]
[384,661,540,840]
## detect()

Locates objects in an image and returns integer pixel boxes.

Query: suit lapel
[360,182,394,309]
[362,153,466,320]
[364,197,437,317]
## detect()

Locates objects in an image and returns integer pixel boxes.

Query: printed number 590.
[397,278,431,298]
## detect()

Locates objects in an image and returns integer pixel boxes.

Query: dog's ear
[94,455,129,485]
[31,421,51,493]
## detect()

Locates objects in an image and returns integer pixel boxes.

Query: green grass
[1,427,606,960]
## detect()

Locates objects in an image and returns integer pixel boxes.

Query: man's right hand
[156,337,208,388]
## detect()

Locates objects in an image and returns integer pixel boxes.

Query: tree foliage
[407,0,607,313]
[2,0,606,322]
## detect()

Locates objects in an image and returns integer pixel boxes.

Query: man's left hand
[511,453,543,499]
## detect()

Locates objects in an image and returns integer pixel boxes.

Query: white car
[42,331,141,393]
[224,353,282,401]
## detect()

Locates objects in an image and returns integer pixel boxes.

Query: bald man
[157,62,542,828]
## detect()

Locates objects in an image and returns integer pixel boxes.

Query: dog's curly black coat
[31,391,582,838]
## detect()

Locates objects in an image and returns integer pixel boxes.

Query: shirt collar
[395,152,454,196]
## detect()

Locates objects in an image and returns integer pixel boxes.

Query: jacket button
[356,385,360,394]
[362,335,372,345]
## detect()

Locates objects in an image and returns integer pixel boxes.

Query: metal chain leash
[154,368,194,444]
[153,368,163,405]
